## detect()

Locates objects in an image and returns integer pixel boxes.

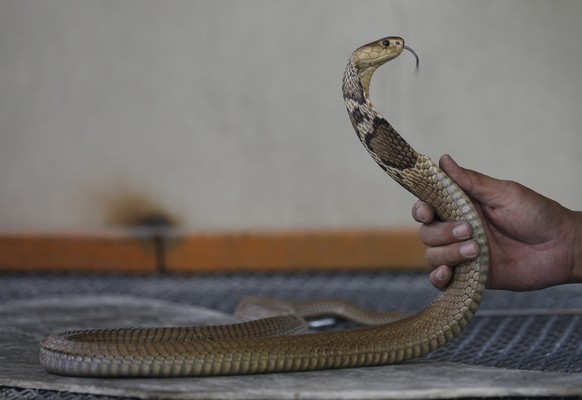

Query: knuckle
[424,247,439,267]
[426,243,466,268]
[420,221,453,246]
[418,225,429,244]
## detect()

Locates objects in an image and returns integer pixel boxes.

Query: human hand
[412,154,582,291]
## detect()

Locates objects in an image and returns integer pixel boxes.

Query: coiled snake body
[40,36,489,377]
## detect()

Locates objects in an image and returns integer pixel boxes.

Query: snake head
[354,36,407,69]
[352,36,419,97]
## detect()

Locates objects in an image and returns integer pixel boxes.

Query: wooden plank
[163,229,428,273]
[0,229,428,273]
[0,230,158,273]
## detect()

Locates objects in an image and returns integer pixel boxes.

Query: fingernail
[417,208,426,223]
[435,267,447,281]
[452,223,470,239]
[460,241,478,258]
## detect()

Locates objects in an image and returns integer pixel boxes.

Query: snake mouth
[403,45,420,70]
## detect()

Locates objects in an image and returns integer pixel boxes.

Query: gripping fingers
[419,220,473,246]
[413,201,474,246]
[429,266,453,290]
[426,240,480,290]
[412,200,435,223]
[425,239,480,269]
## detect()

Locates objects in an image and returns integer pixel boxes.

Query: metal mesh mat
[427,313,582,372]
[0,387,140,400]
[2,272,581,314]
[1,272,581,399]
[0,387,579,400]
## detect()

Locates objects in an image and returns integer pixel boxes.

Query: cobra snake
[39,36,489,377]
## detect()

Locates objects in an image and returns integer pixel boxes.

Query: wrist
[568,211,582,284]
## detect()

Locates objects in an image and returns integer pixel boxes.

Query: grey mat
[1,295,581,400]
[0,273,581,399]
[1,273,581,372]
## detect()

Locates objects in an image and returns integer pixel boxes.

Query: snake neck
[342,56,420,186]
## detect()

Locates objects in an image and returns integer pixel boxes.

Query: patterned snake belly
[39,36,489,377]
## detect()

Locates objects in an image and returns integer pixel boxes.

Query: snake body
[39,36,489,377]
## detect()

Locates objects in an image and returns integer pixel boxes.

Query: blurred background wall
[1,0,581,230]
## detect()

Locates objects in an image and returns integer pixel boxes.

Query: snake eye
[381,40,390,47]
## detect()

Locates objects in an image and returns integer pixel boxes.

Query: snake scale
[39,36,489,377]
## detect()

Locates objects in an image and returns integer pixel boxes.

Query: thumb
[439,154,506,207]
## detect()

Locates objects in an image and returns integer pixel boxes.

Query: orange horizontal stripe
[164,229,427,273]
[0,229,428,273]
[0,230,158,273]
